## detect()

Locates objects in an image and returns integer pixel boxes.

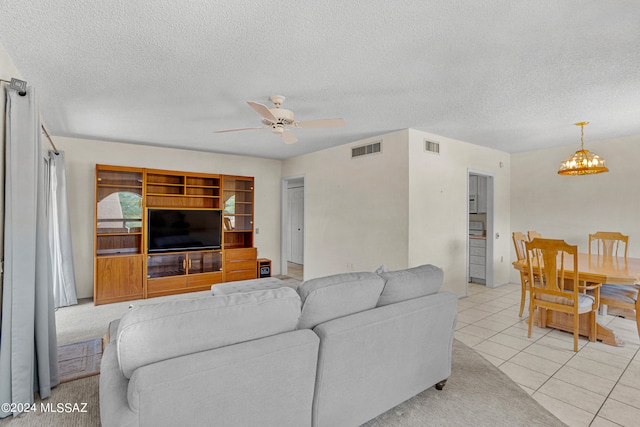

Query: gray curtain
[0,87,59,418]
[49,151,78,308]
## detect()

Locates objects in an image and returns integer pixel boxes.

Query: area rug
[363,339,566,427]
[58,338,102,383]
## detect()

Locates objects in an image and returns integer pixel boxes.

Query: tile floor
[457,283,640,427]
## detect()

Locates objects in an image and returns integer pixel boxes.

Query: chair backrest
[512,232,528,262]
[525,238,579,298]
[528,230,542,241]
[589,231,628,258]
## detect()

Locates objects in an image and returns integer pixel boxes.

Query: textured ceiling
[1,1,639,160]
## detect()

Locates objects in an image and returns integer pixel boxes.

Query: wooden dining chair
[528,230,542,241]
[512,232,530,317]
[525,238,601,352]
[588,231,628,257]
[588,231,639,337]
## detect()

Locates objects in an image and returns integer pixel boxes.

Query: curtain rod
[1,78,59,153]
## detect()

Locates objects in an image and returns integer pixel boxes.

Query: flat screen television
[147,208,222,253]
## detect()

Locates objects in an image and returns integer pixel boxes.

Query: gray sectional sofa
[99,264,458,427]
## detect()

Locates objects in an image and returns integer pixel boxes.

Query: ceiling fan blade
[247,101,278,123]
[281,129,298,144]
[294,118,346,129]
[215,126,266,133]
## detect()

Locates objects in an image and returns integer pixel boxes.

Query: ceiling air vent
[352,141,382,159]
[424,139,440,154]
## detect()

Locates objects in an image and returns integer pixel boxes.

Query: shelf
[147,175,184,185]
[97,248,140,256]
[97,169,143,188]
[97,232,142,237]
[98,183,143,189]
[148,182,184,187]
[147,193,219,198]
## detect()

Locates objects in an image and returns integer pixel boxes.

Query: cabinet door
[147,253,187,278]
[223,177,254,231]
[469,175,478,197]
[188,251,223,274]
[469,264,486,279]
[223,176,254,249]
[95,255,143,304]
[477,175,488,213]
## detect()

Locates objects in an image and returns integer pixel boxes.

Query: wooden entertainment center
[94,164,257,305]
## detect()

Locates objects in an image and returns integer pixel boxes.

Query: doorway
[281,176,304,280]
[467,170,495,290]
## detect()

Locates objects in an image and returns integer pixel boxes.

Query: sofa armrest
[99,342,137,427]
[311,291,458,427]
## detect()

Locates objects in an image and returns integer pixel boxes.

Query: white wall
[407,129,511,296]
[282,128,512,296]
[54,136,282,298]
[510,134,640,282]
[282,130,410,279]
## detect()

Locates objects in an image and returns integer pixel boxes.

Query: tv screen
[148,209,222,253]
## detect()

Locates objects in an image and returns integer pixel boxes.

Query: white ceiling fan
[215,95,346,144]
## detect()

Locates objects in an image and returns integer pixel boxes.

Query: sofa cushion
[297,272,385,330]
[377,264,444,307]
[212,277,286,295]
[116,287,301,379]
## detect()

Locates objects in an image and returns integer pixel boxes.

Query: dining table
[512,253,640,347]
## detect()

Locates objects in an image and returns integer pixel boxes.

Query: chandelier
[557,122,608,176]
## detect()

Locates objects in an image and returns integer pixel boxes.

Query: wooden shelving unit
[146,170,221,208]
[94,165,257,305]
[222,176,257,281]
[223,176,254,249]
[94,166,144,304]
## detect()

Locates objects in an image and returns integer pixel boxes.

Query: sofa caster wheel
[435,380,447,390]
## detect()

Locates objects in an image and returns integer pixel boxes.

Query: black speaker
[259,265,271,278]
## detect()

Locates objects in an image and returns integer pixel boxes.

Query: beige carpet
[363,340,566,427]
[2,340,565,427]
[58,338,103,383]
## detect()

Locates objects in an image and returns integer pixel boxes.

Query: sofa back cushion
[297,272,384,330]
[377,264,444,306]
[116,287,301,379]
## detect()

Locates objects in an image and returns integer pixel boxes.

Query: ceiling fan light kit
[557,121,609,176]
[216,95,345,144]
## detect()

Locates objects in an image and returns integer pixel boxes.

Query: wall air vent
[351,141,382,159]
[424,139,440,154]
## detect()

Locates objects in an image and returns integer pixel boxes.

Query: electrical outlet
[501,256,504,263]
[255,228,259,234]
